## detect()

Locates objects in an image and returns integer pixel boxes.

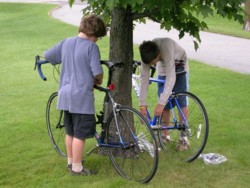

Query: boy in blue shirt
[44,15,107,175]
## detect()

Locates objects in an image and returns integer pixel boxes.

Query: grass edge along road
[0,2,250,188]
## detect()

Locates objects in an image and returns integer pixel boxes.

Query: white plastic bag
[199,153,227,165]
[137,133,155,158]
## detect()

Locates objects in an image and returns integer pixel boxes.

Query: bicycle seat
[100,60,124,71]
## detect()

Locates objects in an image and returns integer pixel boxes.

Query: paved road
[1,0,250,74]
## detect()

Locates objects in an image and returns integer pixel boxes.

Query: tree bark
[244,0,250,31]
[109,6,133,106]
[96,6,135,157]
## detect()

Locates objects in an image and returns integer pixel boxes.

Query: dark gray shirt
[44,36,103,114]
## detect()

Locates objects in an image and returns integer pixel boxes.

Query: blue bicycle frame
[147,77,188,131]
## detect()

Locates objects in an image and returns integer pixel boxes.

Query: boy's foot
[161,135,172,143]
[176,140,189,151]
[67,160,85,171]
[71,167,97,176]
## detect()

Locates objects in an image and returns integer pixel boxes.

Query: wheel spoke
[158,92,209,162]
[107,106,158,183]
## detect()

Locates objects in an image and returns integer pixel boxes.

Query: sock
[72,163,83,172]
[179,136,189,145]
[166,135,171,140]
[183,136,189,144]
[67,157,73,165]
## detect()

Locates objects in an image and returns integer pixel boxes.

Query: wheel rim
[46,93,67,158]
[158,92,209,162]
[107,107,158,183]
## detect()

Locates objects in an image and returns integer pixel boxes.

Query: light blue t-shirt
[44,36,103,114]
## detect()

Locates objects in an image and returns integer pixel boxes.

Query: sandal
[71,167,97,176]
[67,160,85,171]
[161,135,172,143]
[176,140,189,151]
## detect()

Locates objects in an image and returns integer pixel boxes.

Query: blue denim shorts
[157,73,188,109]
[64,111,96,139]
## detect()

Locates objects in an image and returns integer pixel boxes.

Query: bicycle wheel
[106,106,158,183]
[158,92,209,162]
[46,92,67,157]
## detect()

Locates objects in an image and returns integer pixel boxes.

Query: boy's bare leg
[66,134,73,167]
[161,109,170,139]
[71,138,85,172]
[178,107,188,124]
[177,107,189,151]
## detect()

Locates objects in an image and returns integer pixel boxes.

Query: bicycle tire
[46,92,67,158]
[106,106,158,183]
[158,91,209,162]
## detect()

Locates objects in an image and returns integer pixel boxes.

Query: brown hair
[139,41,160,64]
[78,15,107,38]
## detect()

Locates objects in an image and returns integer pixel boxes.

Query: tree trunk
[109,6,133,106]
[96,6,134,157]
[244,0,250,31]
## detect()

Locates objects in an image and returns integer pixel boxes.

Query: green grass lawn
[0,2,250,188]
[202,10,250,39]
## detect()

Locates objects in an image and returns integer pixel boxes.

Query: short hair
[139,41,160,64]
[78,15,107,38]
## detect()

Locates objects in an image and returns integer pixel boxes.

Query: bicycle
[34,56,159,183]
[132,61,209,162]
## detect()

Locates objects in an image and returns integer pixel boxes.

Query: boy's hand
[154,104,165,116]
[94,73,103,85]
[94,78,102,85]
[139,106,147,118]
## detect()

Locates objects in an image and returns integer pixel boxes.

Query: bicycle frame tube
[110,92,127,148]
[96,89,127,148]
[132,75,140,98]
[149,78,165,84]
[173,96,188,125]
[132,73,189,130]
[160,96,188,130]
[146,109,152,123]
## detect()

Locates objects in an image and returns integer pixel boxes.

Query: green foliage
[72,0,244,49]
